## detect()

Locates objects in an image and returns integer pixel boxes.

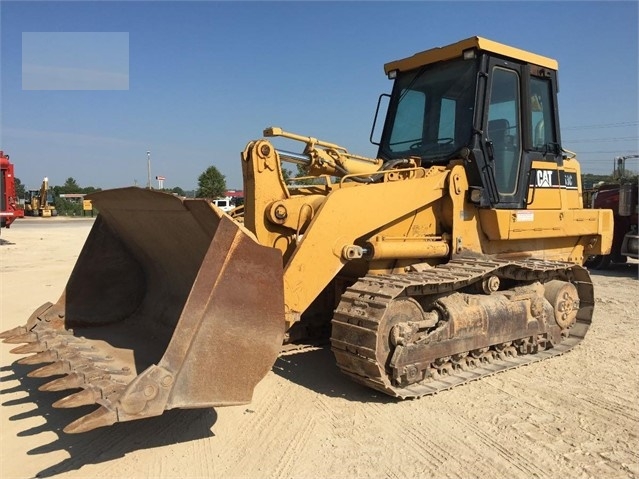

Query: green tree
[171,186,186,196]
[14,177,25,198]
[281,168,293,182]
[292,163,324,185]
[196,166,226,198]
[50,178,101,215]
[581,173,613,190]
[60,177,81,194]
[55,197,82,216]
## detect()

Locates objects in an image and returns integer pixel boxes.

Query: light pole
[146,151,151,189]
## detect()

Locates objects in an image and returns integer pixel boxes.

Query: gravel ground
[1,217,637,479]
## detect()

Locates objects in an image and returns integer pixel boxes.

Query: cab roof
[384,36,558,74]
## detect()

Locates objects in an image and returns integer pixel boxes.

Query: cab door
[483,57,564,210]
[483,57,527,209]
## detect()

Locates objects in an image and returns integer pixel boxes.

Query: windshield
[379,57,478,162]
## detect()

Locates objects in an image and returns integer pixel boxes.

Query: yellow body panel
[526,160,586,211]
[478,209,611,240]
[384,36,558,75]
[562,158,586,209]
[281,168,449,326]
[477,207,612,263]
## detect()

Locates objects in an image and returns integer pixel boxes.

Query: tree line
[13,165,635,217]
[12,166,232,216]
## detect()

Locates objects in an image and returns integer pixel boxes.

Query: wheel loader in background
[2,37,613,434]
[24,176,57,217]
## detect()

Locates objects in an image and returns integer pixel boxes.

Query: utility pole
[614,154,639,179]
[146,151,151,189]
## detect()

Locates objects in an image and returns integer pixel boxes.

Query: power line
[562,121,639,130]
[563,136,638,143]
[578,158,638,163]
[574,151,638,155]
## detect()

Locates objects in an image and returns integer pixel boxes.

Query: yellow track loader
[2,37,612,433]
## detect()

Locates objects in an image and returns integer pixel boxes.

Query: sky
[1,1,637,191]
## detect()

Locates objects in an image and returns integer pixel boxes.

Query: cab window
[487,67,521,195]
[530,77,557,152]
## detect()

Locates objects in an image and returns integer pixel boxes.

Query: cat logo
[536,170,553,187]
[530,169,578,190]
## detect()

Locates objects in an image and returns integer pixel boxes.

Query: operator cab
[377,36,563,209]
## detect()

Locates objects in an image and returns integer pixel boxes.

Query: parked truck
[2,37,613,434]
[584,155,638,269]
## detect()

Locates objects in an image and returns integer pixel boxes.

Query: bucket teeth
[102,366,132,375]
[39,366,112,391]
[10,336,80,355]
[3,331,38,344]
[53,389,98,409]
[0,326,26,339]
[64,405,118,434]
[17,346,81,367]
[93,380,126,400]
[27,361,70,378]
[10,342,47,354]
[17,350,58,365]
[85,353,113,363]
[2,326,72,345]
[39,373,85,392]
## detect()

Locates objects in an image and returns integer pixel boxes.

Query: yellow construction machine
[24,177,57,217]
[2,37,613,433]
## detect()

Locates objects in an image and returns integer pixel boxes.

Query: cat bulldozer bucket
[1,187,285,433]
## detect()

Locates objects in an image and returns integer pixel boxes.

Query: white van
[212,196,234,212]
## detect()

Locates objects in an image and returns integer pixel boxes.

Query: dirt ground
[1,218,638,479]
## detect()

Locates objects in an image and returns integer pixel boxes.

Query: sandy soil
[1,218,638,479]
